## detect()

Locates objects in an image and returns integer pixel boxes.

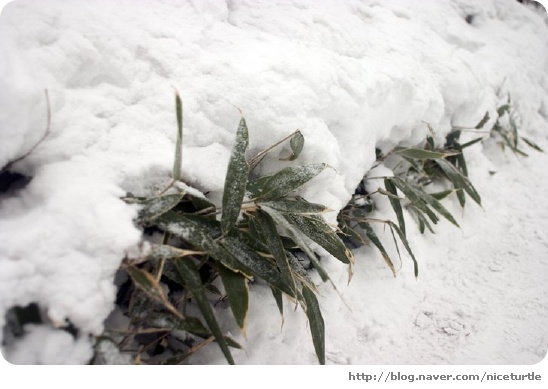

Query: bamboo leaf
[173,91,183,181]
[395,148,458,160]
[281,130,305,161]
[221,117,250,235]
[218,264,249,335]
[221,236,295,297]
[386,221,419,278]
[475,111,490,129]
[137,193,185,223]
[430,189,454,201]
[522,137,544,152]
[435,159,481,206]
[361,222,396,277]
[271,287,284,324]
[301,286,325,365]
[384,178,405,237]
[459,137,483,151]
[255,210,297,295]
[388,177,439,224]
[127,266,170,305]
[261,206,330,283]
[283,213,354,267]
[173,258,235,365]
[259,199,330,215]
[260,163,327,200]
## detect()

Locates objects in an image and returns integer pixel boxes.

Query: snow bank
[0,0,547,364]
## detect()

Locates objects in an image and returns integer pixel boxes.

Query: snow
[0,0,547,379]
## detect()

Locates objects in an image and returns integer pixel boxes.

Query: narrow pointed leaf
[395,148,457,160]
[270,287,284,324]
[283,213,354,266]
[173,258,235,365]
[388,177,439,224]
[137,193,185,223]
[260,163,327,200]
[281,130,305,161]
[255,210,297,295]
[302,286,325,365]
[436,158,481,206]
[459,136,483,150]
[259,199,329,215]
[173,91,183,181]
[218,264,249,334]
[475,111,490,129]
[384,178,405,237]
[222,117,250,235]
[430,189,454,201]
[522,137,544,152]
[386,221,419,278]
[361,222,396,277]
[261,206,330,283]
[127,266,170,305]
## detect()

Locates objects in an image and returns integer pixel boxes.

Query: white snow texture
[0,0,547,365]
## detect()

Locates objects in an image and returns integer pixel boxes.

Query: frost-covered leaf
[218,264,249,335]
[384,178,405,237]
[395,148,458,160]
[436,159,481,206]
[281,130,305,161]
[259,199,329,214]
[222,117,250,235]
[259,163,327,200]
[301,285,325,365]
[283,213,354,266]
[173,258,235,365]
[137,193,185,223]
[173,91,183,181]
[360,222,396,277]
[255,210,297,295]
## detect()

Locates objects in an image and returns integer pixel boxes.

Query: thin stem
[249,130,299,170]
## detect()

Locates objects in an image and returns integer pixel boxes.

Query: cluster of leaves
[338,115,487,278]
[105,92,353,365]
[491,94,543,156]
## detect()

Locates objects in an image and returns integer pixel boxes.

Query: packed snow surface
[0,0,547,365]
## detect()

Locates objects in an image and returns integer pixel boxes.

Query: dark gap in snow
[0,171,31,195]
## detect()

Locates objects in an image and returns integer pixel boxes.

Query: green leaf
[283,213,354,266]
[246,175,272,199]
[173,91,183,181]
[221,236,295,297]
[384,178,405,237]
[255,210,297,295]
[147,312,211,338]
[430,189,454,201]
[395,148,458,160]
[522,137,544,152]
[136,193,185,223]
[259,199,330,214]
[221,117,250,235]
[386,221,418,278]
[282,130,305,161]
[173,258,235,365]
[388,177,439,224]
[475,111,490,129]
[361,222,396,277]
[435,158,481,206]
[261,206,330,283]
[286,251,317,292]
[271,287,284,324]
[259,163,327,200]
[301,286,325,365]
[218,264,249,335]
[127,266,170,305]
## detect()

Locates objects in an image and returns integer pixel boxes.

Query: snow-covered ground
[0,0,547,376]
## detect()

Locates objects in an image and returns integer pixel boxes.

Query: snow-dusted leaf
[221,117,250,235]
[384,178,405,237]
[436,159,481,206]
[173,258,235,365]
[301,285,325,365]
[360,222,396,277]
[127,266,169,304]
[259,199,329,214]
[280,130,305,161]
[259,163,327,200]
[137,193,185,223]
[218,264,249,335]
[395,148,457,160]
[173,90,183,181]
[221,236,295,297]
[283,213,354,266]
